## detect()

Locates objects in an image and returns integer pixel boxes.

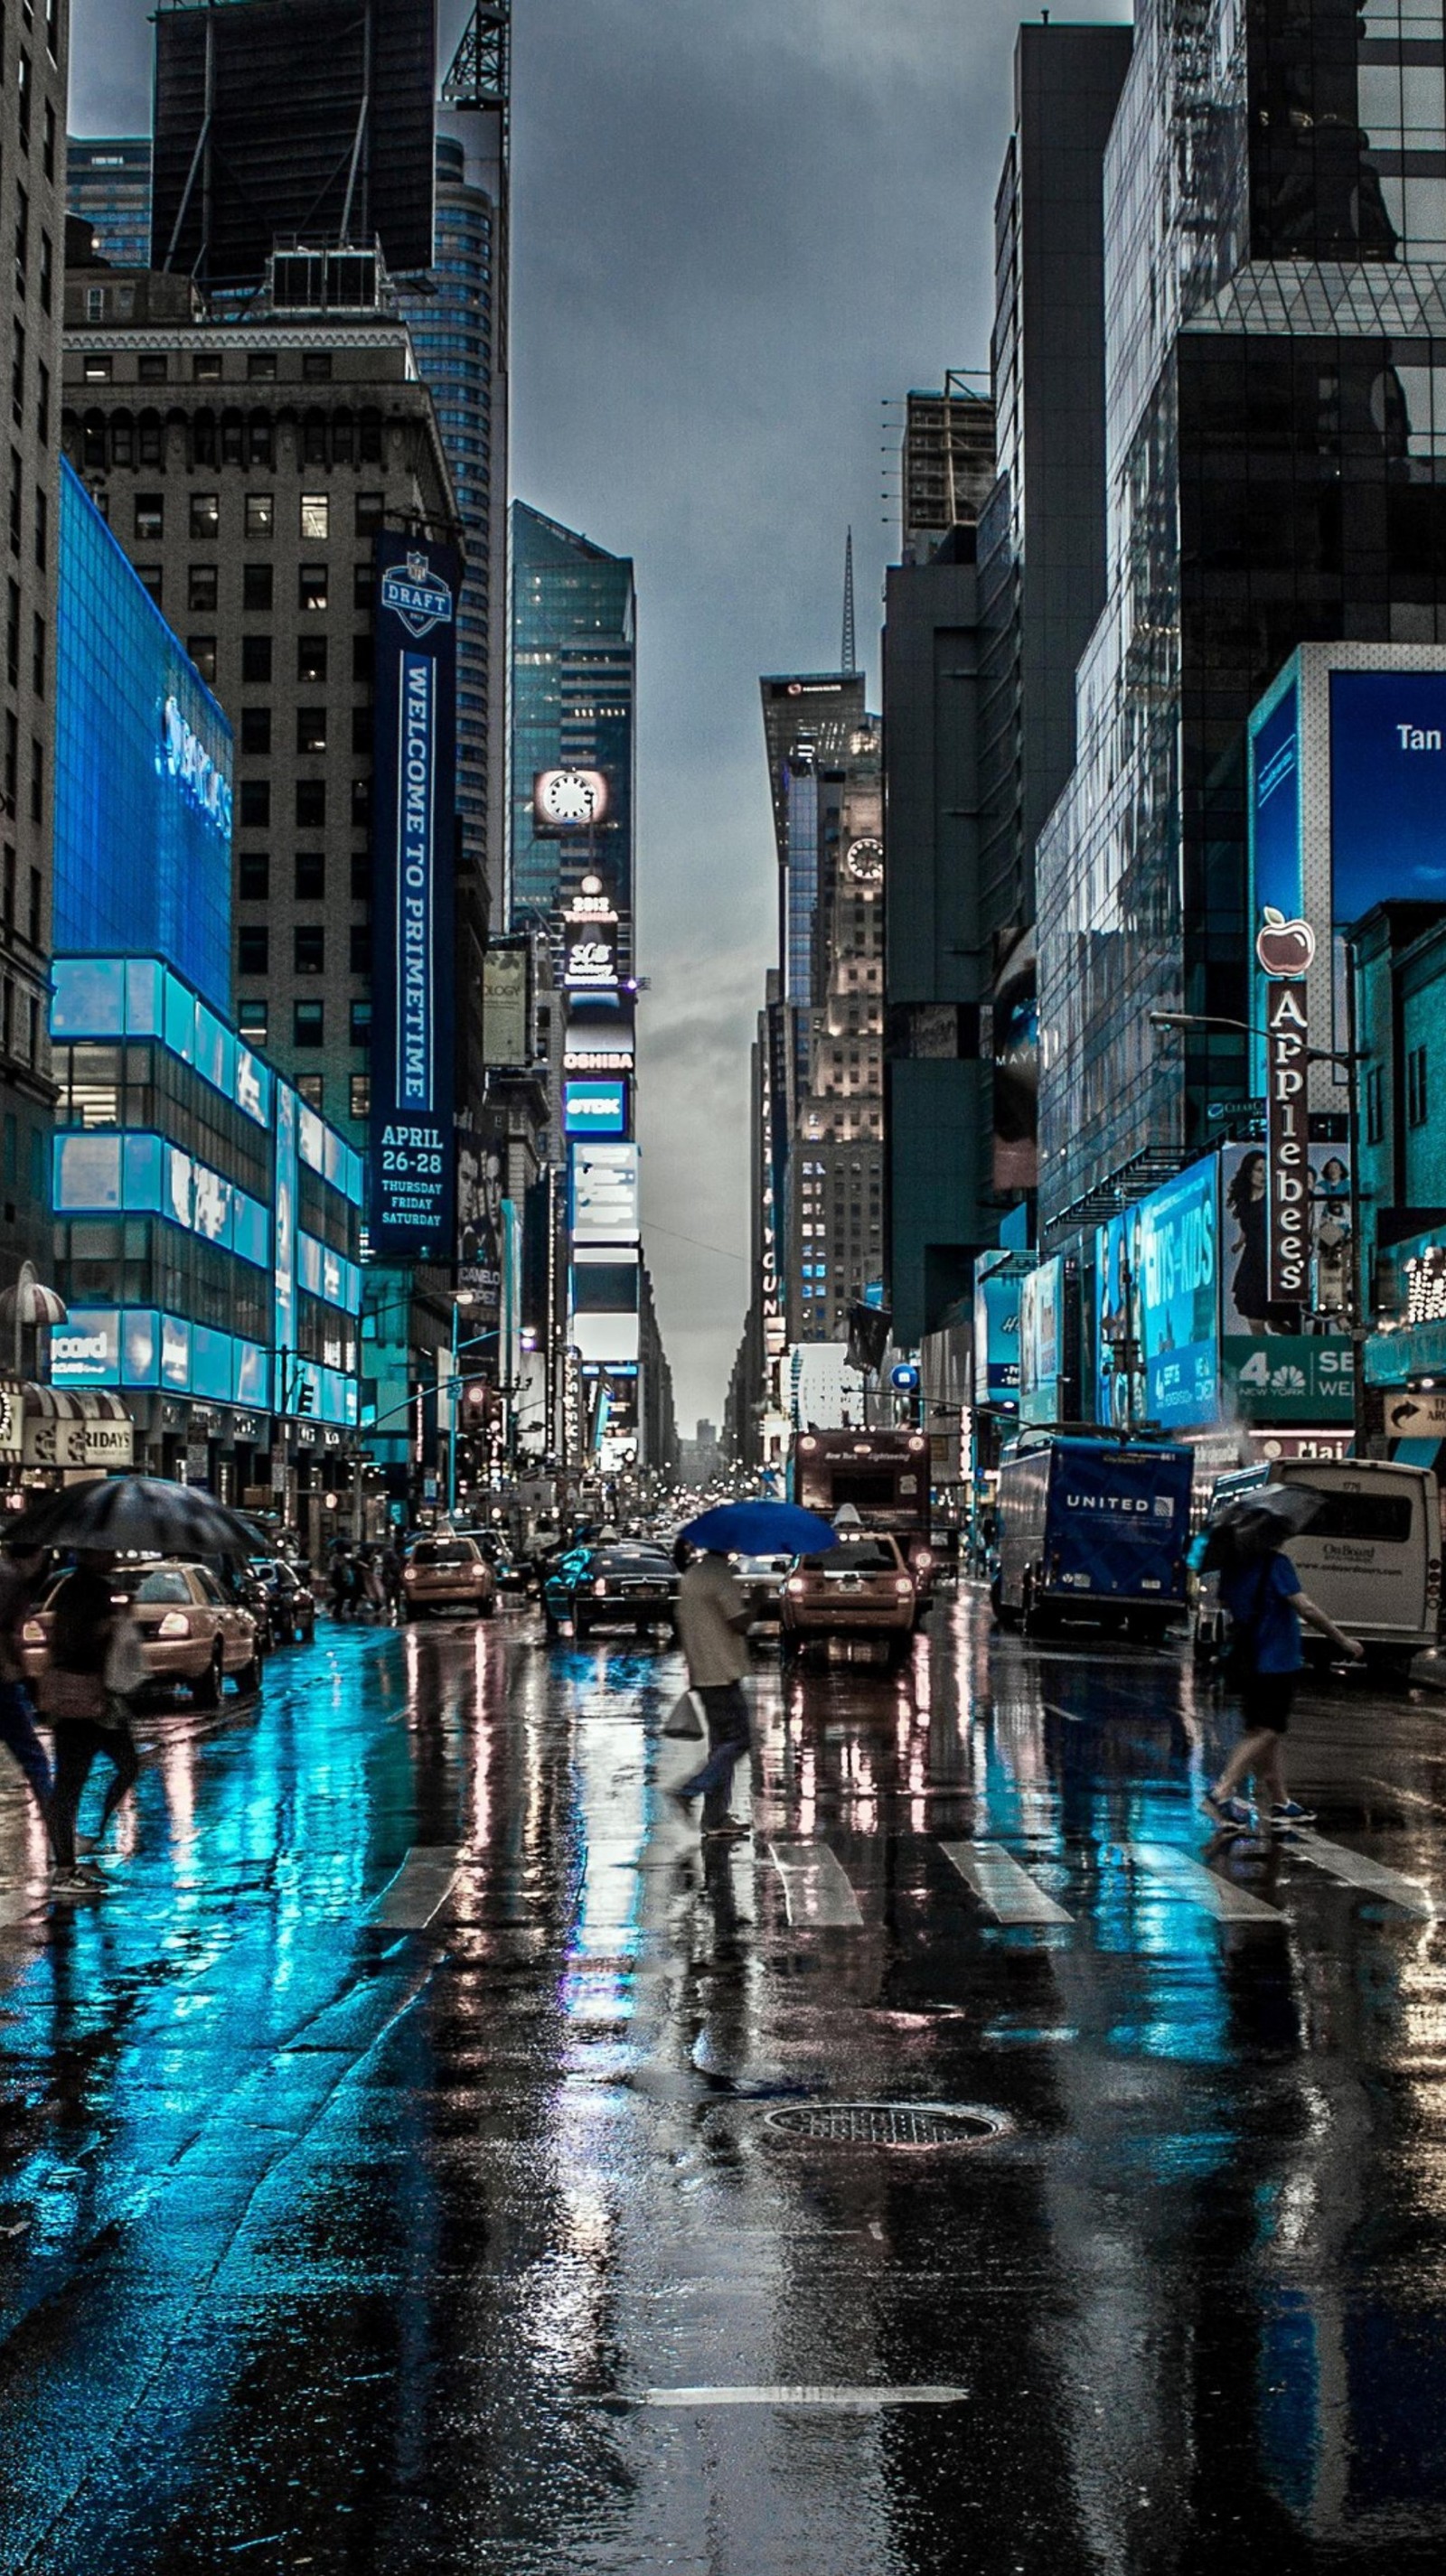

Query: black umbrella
[3,1475,269,1560]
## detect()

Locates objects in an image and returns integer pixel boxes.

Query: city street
[0,1596,1442,2572]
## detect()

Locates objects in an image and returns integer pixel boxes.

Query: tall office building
[0,0,69,1311]
[509,501,636,960]
[899,382,995,567]
[756,673,882,1351]
[67,138,152,269]
[399,127,507,934]
[1037,0,1446,1236]
[150,0,435,289]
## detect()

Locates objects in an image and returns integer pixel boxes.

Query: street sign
[890,1363,920,1391]
[1383,1388,1446,1438]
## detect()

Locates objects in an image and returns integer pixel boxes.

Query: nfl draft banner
[1257,907,1316,1305]
[371,535,461,1255]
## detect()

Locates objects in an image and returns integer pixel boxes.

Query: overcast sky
[71,0,1132,1434]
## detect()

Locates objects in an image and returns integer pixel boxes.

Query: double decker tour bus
[789,1429,934,1595]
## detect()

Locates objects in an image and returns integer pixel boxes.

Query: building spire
[841,527,857,676]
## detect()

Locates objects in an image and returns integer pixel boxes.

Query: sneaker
[1204,1790,1256,1832]
[1266,1800,1316,1831]
[51,1870,108,1898]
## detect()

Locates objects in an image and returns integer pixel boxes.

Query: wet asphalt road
[0,1588,1444,2574]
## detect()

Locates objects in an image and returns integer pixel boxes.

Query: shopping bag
[662,1687,705,1740]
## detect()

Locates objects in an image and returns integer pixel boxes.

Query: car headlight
[785,1577,805,1596]
[403,1567,417,1581]
[156,1612,190,1638]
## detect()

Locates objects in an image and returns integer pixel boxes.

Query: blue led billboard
[972,1270,1021,1407]
[1330,670,1446,922]
[370,532,460,1256]
[54,464,232,1014]
[563,1079,628,1138]
[1137,1157,1220,1428]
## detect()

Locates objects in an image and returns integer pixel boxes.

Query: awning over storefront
[0,1382,135,1469]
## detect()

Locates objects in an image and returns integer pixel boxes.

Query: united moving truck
[991,1432,1195,1641]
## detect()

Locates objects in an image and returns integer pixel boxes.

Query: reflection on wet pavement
[0,1591,1444,2571]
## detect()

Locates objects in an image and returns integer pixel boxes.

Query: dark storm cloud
[71,0,1131,1425]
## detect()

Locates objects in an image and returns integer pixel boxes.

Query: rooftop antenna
[442,0,511,127]
[841,527,858,677]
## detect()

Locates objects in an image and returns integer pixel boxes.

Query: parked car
[1195,1457,1441,1678]
[780,1533,917,1664]
[401,1537,496,1619]
[21,1559,263,1704]
[542,1542,680,1639]
[731,1551,791,1625]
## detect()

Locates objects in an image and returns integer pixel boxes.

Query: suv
[401,1537,496,1620]
[780,1534,917,1665]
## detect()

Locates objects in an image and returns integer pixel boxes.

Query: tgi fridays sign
[1257,908,1316,1304]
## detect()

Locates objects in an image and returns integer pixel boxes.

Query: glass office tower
[399,131,506,919]
[66,138,153,267]
[508,501,635,960]
[1037,0,1446,1236]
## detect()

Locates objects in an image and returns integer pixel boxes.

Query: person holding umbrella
[670,1500,837,1841]
[1203,1485,1364,1833]
[38,1550,142,1893]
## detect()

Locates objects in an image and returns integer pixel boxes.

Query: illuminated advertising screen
[1249,673,1301,926]
[1218,1141,1353,1423]
[1094,1204,1147,1430]
[54,465,233,1014]
[1137,1158,1220,1427]
[572,1140,640,1243]
[1019,1257,1063,1427]
[972,1269,1021,1408]
[563,1079,628,1138]
[481,943,530,1068]
[370,533,460,1255]
[1330,670,1446,923]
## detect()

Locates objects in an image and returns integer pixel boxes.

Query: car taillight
[21,1618,42,1644]
[593,1578,608,1594]
[156,1612,189,1639]
[895,1578,914,1597]
[785,1577,805,1596]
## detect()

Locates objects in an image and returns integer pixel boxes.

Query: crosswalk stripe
[1129,1842,1283,1924]
[767,1841,863,1928]
[940,1841,1073,1925]
[1291,1831,1435,1919]
[640,2384,968,2410]
[369,1846,461,1930]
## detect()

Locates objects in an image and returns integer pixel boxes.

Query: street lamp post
[446,1295,502,1522]
[1148,1007,1370,1448]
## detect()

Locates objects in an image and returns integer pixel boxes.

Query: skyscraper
[1037,0,1446,1236]
[66,137,152,268]
[509,502,635,960]
[399,122,507,931]
[0,0,70,1312]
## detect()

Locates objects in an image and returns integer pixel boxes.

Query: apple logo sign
[1255,907,1317,980]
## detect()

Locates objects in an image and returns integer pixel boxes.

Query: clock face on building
[533,767,609,828]
[845,836,884,884]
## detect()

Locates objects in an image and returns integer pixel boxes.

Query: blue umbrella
[681,1499,839,1557]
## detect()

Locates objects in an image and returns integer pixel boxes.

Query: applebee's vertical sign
[1258,907,1317,1304]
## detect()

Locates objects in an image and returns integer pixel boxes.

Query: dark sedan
[542,1543,680,1640]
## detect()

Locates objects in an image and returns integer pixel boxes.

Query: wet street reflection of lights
[0,1595,1443,2565]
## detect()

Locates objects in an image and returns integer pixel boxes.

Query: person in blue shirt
[1205,1541,1363,1831]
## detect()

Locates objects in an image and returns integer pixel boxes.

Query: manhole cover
[764,2102,1010,2149]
